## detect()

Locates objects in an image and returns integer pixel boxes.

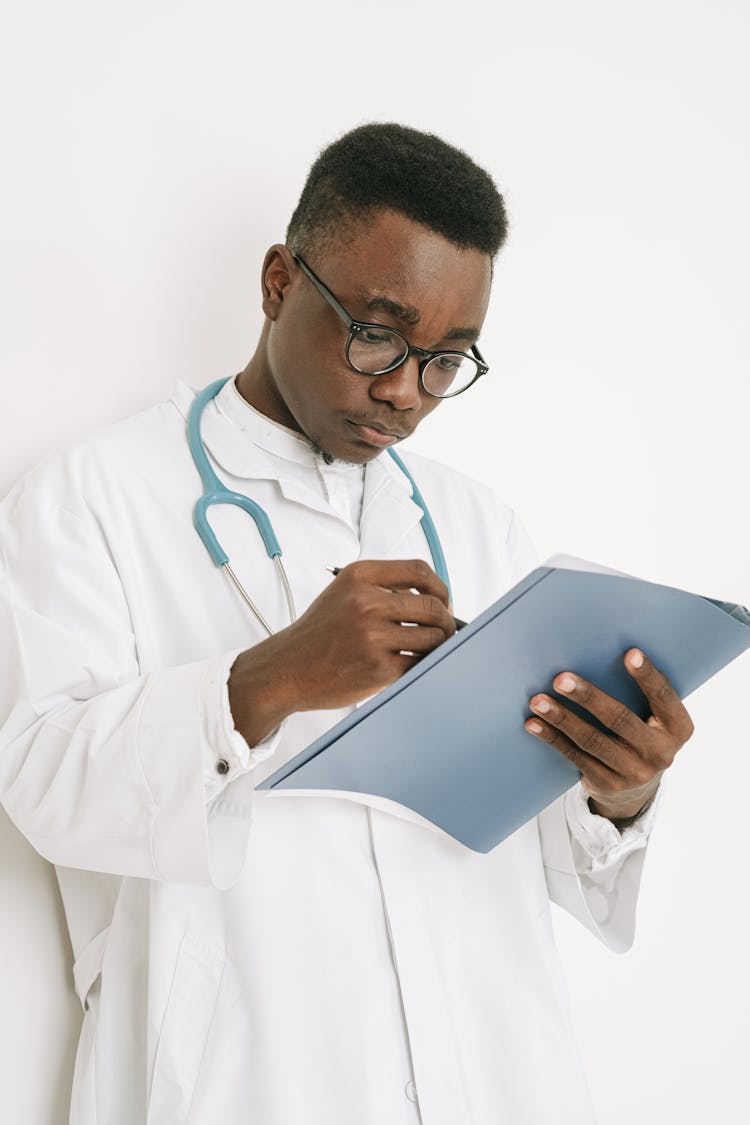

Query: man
[0,124,692,1124]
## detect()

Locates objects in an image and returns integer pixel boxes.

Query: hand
[229,559,455,746]
[524,649,694,823]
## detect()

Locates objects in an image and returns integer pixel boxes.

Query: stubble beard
[309,436,367,469]
[309,438,336,465]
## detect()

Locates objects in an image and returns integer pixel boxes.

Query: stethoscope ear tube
[188,378,232,495]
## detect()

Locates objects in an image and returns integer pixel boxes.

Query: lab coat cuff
[203,650,283,799]
[564,780,662,873]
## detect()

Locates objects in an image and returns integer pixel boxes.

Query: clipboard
[257,558,750,852]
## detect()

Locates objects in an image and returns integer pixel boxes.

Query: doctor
[0,123,693,1124]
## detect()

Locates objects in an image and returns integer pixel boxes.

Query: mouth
[346,419,410,448]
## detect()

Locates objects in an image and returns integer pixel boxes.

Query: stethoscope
[189,376,452,636]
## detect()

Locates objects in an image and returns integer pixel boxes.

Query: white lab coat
[0,379,659,1124]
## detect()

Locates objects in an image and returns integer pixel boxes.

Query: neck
[235,333,303,436]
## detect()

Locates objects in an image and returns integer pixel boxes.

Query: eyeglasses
[293,255,489,399]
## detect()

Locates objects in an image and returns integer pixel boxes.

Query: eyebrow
[364,295,421,326]
[361,294,480,345]
[443,326,481,343]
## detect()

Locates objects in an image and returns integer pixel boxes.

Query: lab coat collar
[171,381,425,552]
[172,379,353,519]
[172,378,321,475]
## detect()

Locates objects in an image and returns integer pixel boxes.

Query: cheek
[275,339,360,428]
[268,313,338,400]
[419,396,442,420]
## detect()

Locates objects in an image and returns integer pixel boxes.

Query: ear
[261,245,297,321]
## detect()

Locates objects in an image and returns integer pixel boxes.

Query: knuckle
[425,594,444,620]
[552,730,573,752]
[405,626,440,654]
[574,680,593,705]
[425,626,445,650]
[358,592,380,619]
[561,742,581,765]
[654,674,675,705]
[342,561,364,583]
[607,703,633,737]
[648,752,668,778]
[655,737,679,765]
[410,558,432,582]
[553,707,570,729]
[581,727,606,756]
[632,762,654,787]
[360,624,381,653]
[361,616,387,648]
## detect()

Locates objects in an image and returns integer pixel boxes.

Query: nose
[368,353,422,412]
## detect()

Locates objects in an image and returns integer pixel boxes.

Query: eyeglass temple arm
[293,254,354,329]
[295,253,489,372]
[471,343,488,370]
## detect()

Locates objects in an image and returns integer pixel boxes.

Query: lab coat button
[405,1080,418,1103]
[216,758,230,775]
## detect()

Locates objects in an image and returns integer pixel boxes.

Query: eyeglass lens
[348,328,480,397]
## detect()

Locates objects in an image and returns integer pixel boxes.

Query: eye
[436,354,463,371]
[360,328,399,346]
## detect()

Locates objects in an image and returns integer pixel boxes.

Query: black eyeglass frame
[293,254,489,399]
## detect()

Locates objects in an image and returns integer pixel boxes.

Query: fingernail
[526,720,544,734]
[531,697,551,713]
[557,674,577,693]
[628,650,644,669]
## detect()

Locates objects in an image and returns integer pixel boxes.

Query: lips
[346,419,411,448]
[348,419,410,438]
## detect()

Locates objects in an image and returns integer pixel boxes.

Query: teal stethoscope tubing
[189,376,452,634]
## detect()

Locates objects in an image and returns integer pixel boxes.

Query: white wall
[1,1,748,1121]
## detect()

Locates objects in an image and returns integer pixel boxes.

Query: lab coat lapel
[175,382,345,520]
[174,382,425,538]
[359,451,425,560]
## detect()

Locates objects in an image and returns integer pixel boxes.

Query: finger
[384,589,456,635]
[524,716,618,788]
[528,693,640,776]
[396,652,429,676]
[548,671,652,746]
[624,649,695,743]
[348,558,451,607]
[385,623,451,655]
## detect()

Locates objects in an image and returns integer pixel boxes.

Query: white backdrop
[1,2,748,1122]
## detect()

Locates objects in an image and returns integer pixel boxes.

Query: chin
[310,435,375,467]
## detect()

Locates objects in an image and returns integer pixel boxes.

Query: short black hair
[286,123,508,261]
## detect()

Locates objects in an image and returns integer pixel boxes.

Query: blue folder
[257,563,750,852]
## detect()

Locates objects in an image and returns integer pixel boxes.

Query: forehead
[314,209,492,335]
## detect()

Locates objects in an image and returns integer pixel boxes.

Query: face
[241,209,493,465]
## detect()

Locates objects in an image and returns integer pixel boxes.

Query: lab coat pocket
[147,934,225,1125]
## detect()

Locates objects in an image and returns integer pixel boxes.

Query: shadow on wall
[0,806,81,1124]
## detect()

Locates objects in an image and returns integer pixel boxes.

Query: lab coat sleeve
[537,780,661,952]
[500,510,660,952]
[0,480,279,889]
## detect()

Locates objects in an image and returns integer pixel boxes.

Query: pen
[325,566,467,630]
